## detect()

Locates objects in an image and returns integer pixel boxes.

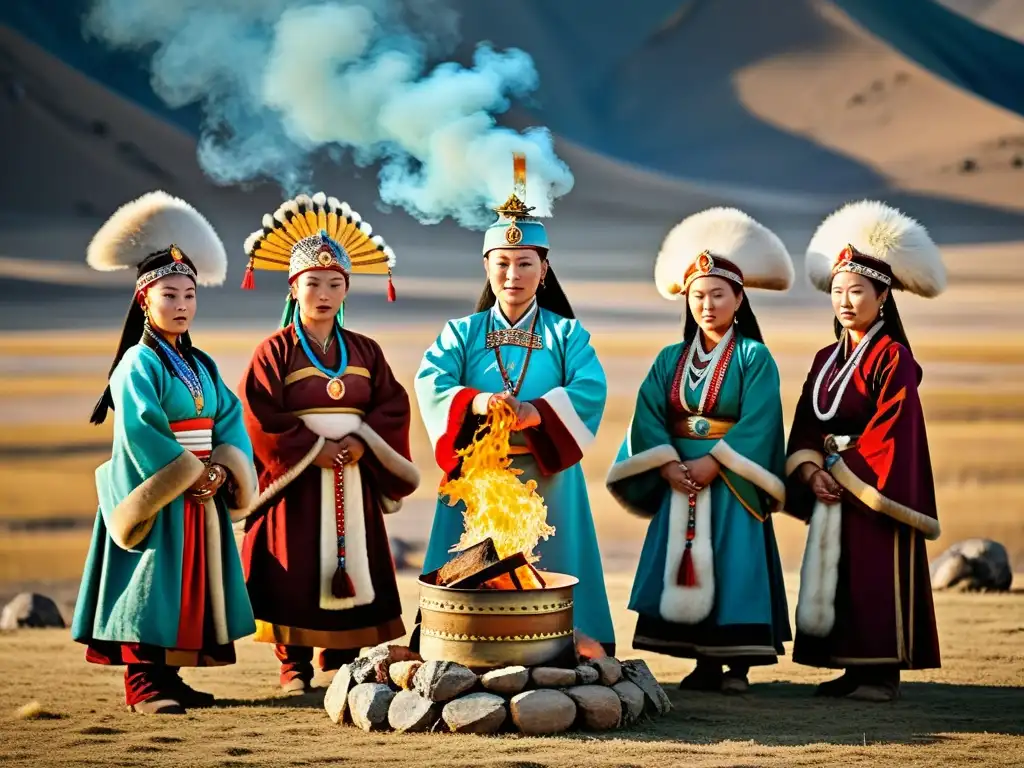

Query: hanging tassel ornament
[676,493,698,587]
[331,463,356,599]
[241,258,256,290]
[387,268,396,302]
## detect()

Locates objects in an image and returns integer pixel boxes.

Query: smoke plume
[85,0,574,227]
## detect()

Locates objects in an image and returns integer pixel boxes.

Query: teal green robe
[606,333,791,664]
[415,301,615,648]
[72,344,257,657]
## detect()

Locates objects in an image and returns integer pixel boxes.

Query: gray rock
[931,539,1013,592]
[414,660,478,702]
[353,643,422,685]
[621,659,672,716]
[612,680,646,724]
[480,666,529,695]
[324,664,354,724]
[564,685,622,730]
[509,689,577,735]
[531,666,578,688]
[441,692,507,734]
[389,660,422,691]
[589,656,623,686]
[0,594,64,630]
[388,690,439,733]
[347,683,395,732]
[575,665,600,685]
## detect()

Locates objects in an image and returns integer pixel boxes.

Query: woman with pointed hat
[787,201,944,702]
[237,193,419,692]
[606,208,793,694]
[414,154,615,652]
[70,192,258,714]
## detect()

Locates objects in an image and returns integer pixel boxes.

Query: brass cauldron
[418,572,577,670]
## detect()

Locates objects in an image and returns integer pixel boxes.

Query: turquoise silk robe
[606,333,791,665]
[415,300,615,649]
[72,344,257,657]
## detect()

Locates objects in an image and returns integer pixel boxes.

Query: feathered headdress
[242,192,396,300]
[805,200,946,298]
[655,207,793,299]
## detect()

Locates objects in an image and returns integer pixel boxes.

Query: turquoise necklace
[294,306,348,400]
[146,326,204,415]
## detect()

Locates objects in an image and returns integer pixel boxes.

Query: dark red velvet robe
[786,333,941,670]
[240,325,418,649]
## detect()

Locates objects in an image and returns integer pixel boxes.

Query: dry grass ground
[0,575,1021,768]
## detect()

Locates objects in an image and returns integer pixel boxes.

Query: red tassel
[241,261,255,290]
[386,272,396,302]
[677,547,697,587]
[331,566,356,598]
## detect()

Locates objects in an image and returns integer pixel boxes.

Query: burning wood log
[425,538,547,591]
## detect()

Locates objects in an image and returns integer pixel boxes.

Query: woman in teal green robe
[606,208,793,692]
[414,162,615,651]
[71,192,257,714]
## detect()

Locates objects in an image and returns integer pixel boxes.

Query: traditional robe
[415,300,615,649]
[72,343,258,667]
[607,333,791,665]
[786,332,941,670]
[240,325,419,650]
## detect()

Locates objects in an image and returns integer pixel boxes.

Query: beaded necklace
[812,320,884,422]
[146,326,205,416]
[489,309,540,396]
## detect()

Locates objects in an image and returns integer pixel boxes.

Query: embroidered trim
[485,328,543,350]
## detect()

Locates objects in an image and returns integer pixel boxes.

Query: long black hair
[682,283,763,344]
[832,277,912,353]
[474,250,575,319]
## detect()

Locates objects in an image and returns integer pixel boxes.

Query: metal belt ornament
[670,333,737,587]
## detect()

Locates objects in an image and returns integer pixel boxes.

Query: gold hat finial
[494,152,536,220]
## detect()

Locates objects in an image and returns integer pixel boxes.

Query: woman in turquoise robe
[71,192,257,714]
[414,159,615,651]
[606,208,793,692]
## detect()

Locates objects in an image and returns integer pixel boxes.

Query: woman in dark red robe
[238,193,419,691]
[786,201,946,702]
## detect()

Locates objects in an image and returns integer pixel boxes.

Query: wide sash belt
[170,417,214,461]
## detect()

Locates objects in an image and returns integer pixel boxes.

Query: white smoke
[85,0,574,227]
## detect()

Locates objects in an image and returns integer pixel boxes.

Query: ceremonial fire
[438,399,554,588]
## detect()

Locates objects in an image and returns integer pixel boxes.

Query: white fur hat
[806,200,946,298]
[655,207,794,299]
[86,191,227,287]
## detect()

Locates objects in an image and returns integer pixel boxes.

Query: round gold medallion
[317,251,334,267]
[326,377,346,400]
[505,222,523,245]
[697,251,714,274]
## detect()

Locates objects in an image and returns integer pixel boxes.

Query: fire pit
[418,570,577,670]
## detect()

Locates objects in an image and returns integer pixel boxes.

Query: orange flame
[441,398,555,561]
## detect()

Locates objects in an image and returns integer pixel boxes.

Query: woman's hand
[489,392,519,414]
[513,401,542,431]
[808,468,843,504]
[683,455,720,488]
[334,435,366,466]
[660,461,701,495]
[188,463,227,498]
[312,439,342,469]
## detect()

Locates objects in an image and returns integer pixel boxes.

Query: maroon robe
[240,325,419,649]
[786,333,941,670]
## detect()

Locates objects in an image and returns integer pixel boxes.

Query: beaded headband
[831,244,893,286]
[134,246,198,295]
[673,252,744,294]
[289,231,351,282]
